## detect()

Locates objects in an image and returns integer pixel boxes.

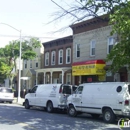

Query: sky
[0,0,74,47]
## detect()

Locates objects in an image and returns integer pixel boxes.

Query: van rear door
[59,84,71,102]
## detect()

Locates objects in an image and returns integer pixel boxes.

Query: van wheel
[47,101,53,113]
[24,100,30,109]
[91,114,100,119]
[68,105,77,117]
[103,109,115,123]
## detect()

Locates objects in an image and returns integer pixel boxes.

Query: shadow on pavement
[0,104,125,130]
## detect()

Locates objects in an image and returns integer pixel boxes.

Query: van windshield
[62,85,71,94]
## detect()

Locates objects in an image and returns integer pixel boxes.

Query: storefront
[72,60,106,85]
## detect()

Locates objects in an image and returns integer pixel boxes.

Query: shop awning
[72,60,106,76]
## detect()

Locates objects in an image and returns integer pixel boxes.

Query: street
[0,103,122,130]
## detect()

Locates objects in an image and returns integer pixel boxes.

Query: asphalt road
[0,103,126,130]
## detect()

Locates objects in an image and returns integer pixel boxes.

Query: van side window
[62,85,71,94]
[72,86,77,92]
[31,86,38,93]
[76,86,83,94]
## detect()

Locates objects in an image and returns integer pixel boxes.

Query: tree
[50,0,129,72]
[0,37,41,87]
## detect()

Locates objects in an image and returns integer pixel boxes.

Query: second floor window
[24,60,27,69]
[90,40,96,56]
[59,49,63,64]
[107,37,114,54]
[30,60,32,68]
[66,48,71,64]
[76,44,80,58]
[51,51,55,65]
[45,52,49,66]
[36,62,38,67]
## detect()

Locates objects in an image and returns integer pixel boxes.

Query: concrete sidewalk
[13,98,25,105]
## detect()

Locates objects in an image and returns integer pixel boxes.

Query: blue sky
[0,0,73,47]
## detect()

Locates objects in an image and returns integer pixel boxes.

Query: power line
[0,34,59,39]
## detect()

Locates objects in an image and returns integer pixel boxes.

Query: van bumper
[122,111,130,117]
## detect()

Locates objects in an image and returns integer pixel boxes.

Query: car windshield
[0,88,13,93]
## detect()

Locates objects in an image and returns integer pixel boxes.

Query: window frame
[58,49,63,65]
[90,40,96,56]
[76,44,80,58]
[51,51,55,65]
[36,62,38,68]
[66,48,71,64]
[24,60,27,69]
[45,52,49,66]
[107,37,114,54]
[30,60,32,68]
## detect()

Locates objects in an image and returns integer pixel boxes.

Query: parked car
[67,82,130,123]
[24,84,77,112]
[0,87,14,103]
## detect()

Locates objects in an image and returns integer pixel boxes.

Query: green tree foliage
[0,37,41,85]
[106,1,130,72]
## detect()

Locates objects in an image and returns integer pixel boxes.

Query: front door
[28,86,38,105]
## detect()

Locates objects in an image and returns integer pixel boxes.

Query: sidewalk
[13,98,25,106]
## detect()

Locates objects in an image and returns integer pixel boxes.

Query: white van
[67,82,130,123]
[24,84,77,112]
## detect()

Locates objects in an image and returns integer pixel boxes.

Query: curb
[13,98,25,106]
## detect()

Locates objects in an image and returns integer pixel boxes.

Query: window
[66,73,71,84]
[76,86,83,94]
[107,37,114,54]
[59,74,62,83]
[36,62,38,67]
[45,52,49,66]
[24,60,27,69]
[58,49,63,64]
[90,40,96,56]
[30,86,38,93]
[30,60,32,68]
[51,51,55,65]
[76,44,80,58]
[66,48,71,64]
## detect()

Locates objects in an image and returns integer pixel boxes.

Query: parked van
[67,82,130,123]
[24,84,77,112]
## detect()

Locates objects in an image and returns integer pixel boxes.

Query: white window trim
[90,40,96,56]
[107,37,114,54]
[76,44,80,58]
[45,52,49,66]
[66,48,71,64]
[58,49,63,65]
[51,51,55,65]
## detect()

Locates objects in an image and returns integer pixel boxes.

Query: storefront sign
[72,60,106,76]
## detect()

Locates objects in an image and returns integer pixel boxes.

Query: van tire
[24,100,30,109]
[68,105,77,117]
[47,101,53,113]
[103,108,115,123]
